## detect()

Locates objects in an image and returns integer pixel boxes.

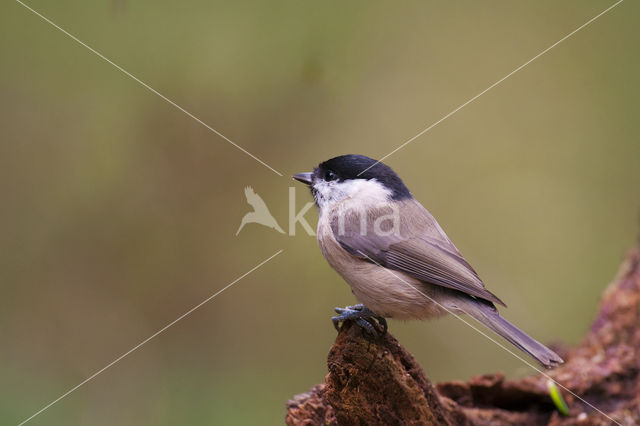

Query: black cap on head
[314,154,412,200]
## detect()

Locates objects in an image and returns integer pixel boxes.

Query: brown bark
[286,247,640,425]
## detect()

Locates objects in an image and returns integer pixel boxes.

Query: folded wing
[330,199,506,307]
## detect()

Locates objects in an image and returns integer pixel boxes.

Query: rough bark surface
[286,247,640,425]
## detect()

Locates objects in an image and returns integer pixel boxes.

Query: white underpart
[313,178,393,214]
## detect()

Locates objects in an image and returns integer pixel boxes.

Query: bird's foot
[332,304,388,336]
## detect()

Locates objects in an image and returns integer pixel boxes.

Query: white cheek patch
[313,178,393,212]
[312,180,337,210]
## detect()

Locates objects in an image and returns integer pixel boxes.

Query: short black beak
[292,172,313,185]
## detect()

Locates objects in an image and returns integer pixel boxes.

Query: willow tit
[293,154,563,368]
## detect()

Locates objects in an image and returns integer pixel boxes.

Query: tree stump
[286,247,640,425]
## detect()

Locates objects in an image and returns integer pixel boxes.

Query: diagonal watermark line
[358,0,625,176]
[17,249,284,426]
[15,0,284,177]
[357,250,622,425]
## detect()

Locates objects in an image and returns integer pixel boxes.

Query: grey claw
[355,318,377,335]
[331,316,341,331]
[331,304,388,337]
[379,317,388,335]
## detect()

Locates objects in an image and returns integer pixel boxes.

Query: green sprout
[547,379,569,416]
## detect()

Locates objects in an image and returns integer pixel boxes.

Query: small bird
[236,186,284,235]
[293,154,563,368]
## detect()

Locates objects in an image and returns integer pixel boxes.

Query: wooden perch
[286,247,640,425]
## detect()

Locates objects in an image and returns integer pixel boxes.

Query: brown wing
[330,199,506,307]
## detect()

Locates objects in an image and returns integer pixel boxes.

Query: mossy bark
[286,247,640,425]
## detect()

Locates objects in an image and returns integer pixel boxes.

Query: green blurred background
[1,0,638,424]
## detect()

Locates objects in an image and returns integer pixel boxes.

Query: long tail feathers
[461,301,563,368]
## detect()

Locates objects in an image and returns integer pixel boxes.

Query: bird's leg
[332,304,388,336]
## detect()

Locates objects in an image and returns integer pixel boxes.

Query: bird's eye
[325,170,336,181]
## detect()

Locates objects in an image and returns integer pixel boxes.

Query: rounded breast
[317,213,447,320]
